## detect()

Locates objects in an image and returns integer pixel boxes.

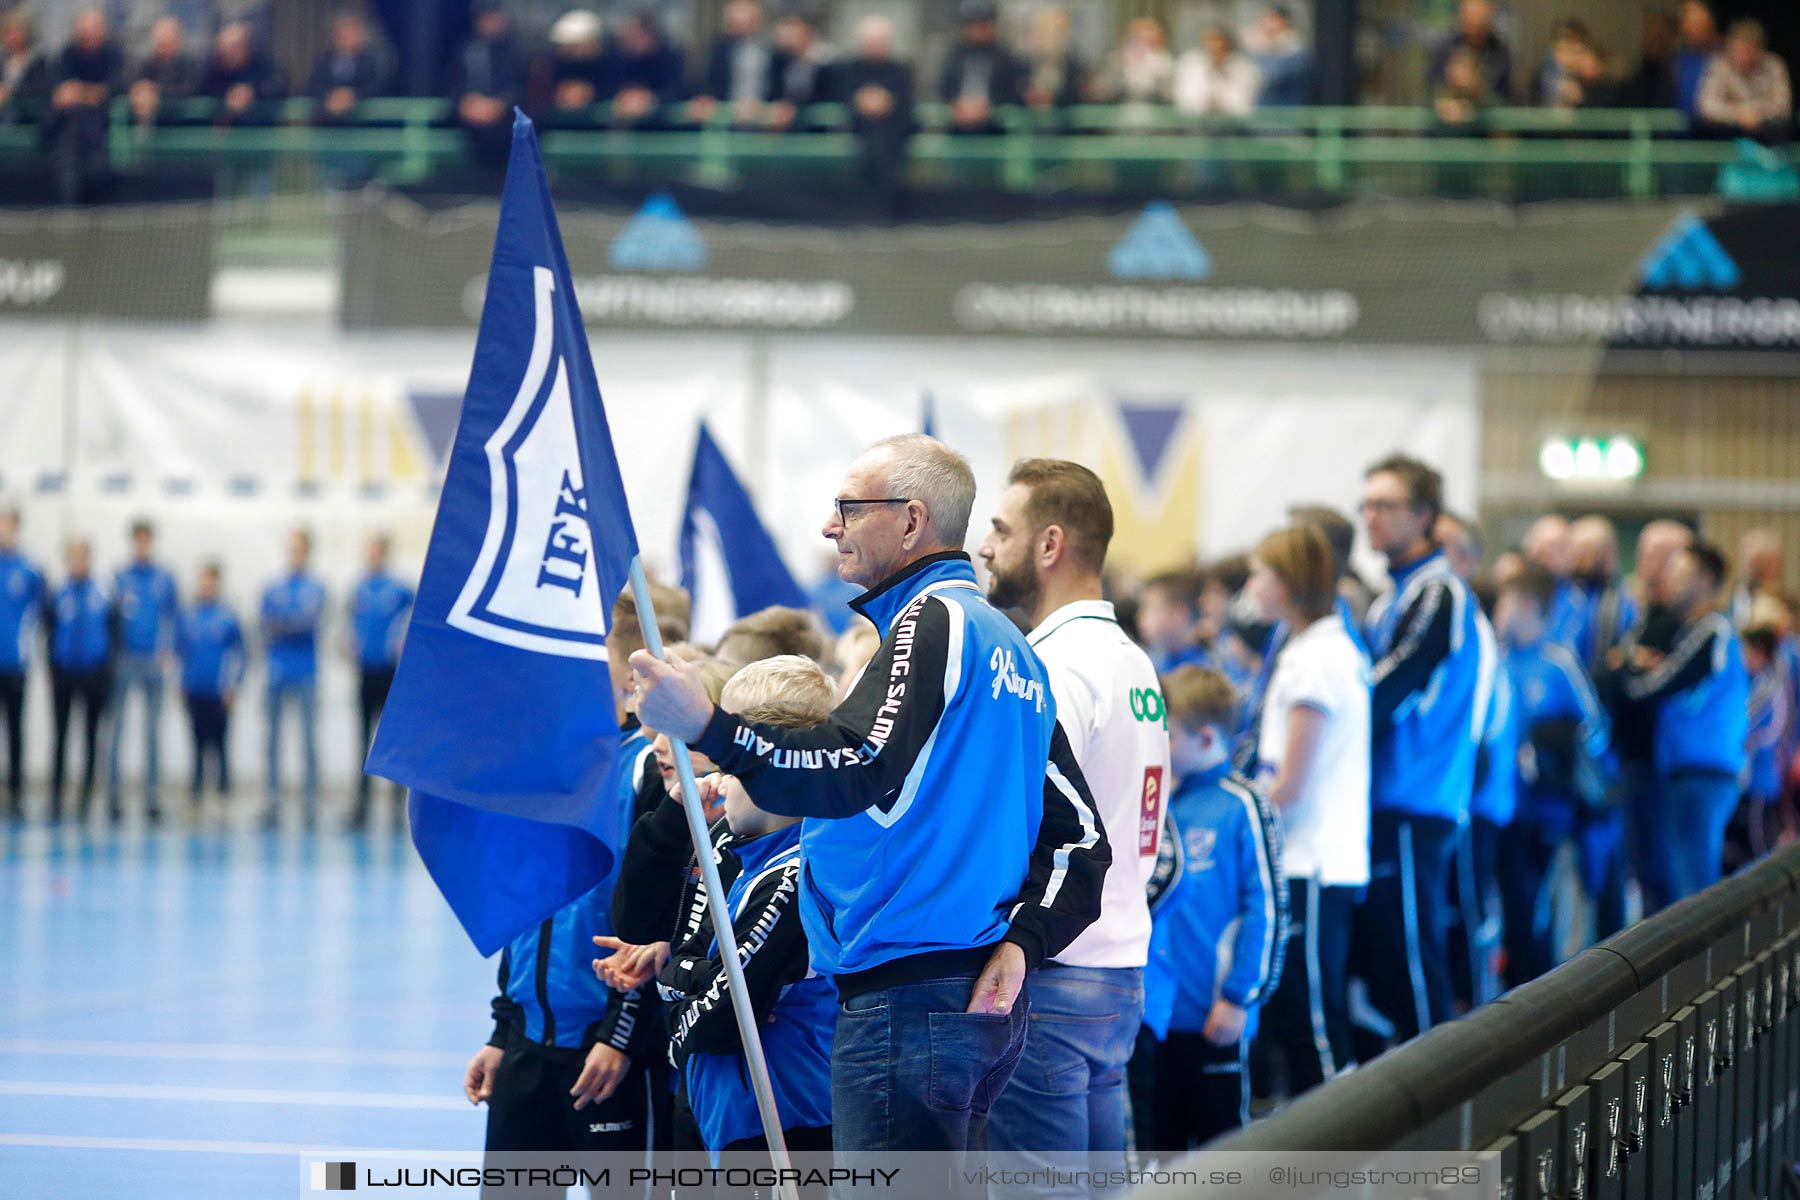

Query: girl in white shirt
[1245,523,1372,1094]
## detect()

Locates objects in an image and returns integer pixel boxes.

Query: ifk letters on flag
[678,422,807,645]
[368,111,639,956]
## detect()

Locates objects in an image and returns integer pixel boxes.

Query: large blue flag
[678,421,807,645]
[369,111,639,956]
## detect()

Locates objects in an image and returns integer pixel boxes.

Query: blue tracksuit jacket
[0,550,45,674]
[1506,637,1611,836]
[1624,611,1749,781]
[114,560,178,657]
[693,552,1110,980]
[176,601,246,698]
[47,578,115,672]
[261,572,327,686]
[1365,551,1494,822]
[350,572,414,669]
[1142,764,1286,1041]
[1745,665,1788,803]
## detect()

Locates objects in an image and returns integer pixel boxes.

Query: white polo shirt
[1027,599,1171,969]
[1255,612,1371,888]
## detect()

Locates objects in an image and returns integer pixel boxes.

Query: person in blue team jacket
[260,528,327,824]
[108,519,179,817]
[1143,665,1285,1152]
[0,508,46,817]
[654,656,840,1157]
[347,533,413,828]
[1612,541,1748,902]
[45,539,118,820]
[176,562,246,808]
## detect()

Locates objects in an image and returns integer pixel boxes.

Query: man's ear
[1039,525,1065,570]
[901,500,929,551]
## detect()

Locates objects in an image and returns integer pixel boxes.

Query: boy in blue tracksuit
[1358,456,1492,1042]
[1143,666,1285,1151]
[108,519,179,816]
[654,656,839,1157]
[45,539,119,821]
[1615,542,1748,903]
[0,508,44,816]
[260,528,327,822]
[1494,565,1611,987]
[462,588,685,1163]
[1456,614,1514,1010]
[176,563,246,806]
[348,533,414,828]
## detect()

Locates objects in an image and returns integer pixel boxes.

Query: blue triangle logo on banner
[609,191,708,273]
[1118,400,1185,484]
[406,389,463,465]
[1107,201,1211,281]
[1639,212,1740,291]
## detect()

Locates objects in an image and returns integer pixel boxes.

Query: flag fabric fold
[368,110,639,956]
[678,422,807,646]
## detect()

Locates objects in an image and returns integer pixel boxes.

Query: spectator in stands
[836,15,915,198]
[450,0,527,159]
[1731,528,1784,625]
[1019,7,1083,112]
[1622,11,1678,109]
[307,9,392,125]
[1244,5,1312,106]
[1247,525,1368,1096]
[689,0,775,127]
[939,0,1024,135]
[1534,18,1588,106]
[1674,0,1720,119]
[610,11,685,126]
[46,7,123,204]
[1145,664,1286,1148]
[1570,515,1639,675]
[1138,569,1208,675]
[199,20,285,124]
[764,11,835,130]
[46,537,116,822]
[1174,26,1262,119]
[1428,0,1512,102]
[1696,18,1791,142]
[548,9,611,115]
[1549,30,1622,110]
[1095,16,1173,127]
[1432,45,1494,133]
[1631,518,1693,612]
[127,15,200,126]
[0,12,50,122]
[1619,541,1748,900]
[1494,564,1610,986]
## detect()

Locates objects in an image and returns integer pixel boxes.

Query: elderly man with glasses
[633,433,1110,1164]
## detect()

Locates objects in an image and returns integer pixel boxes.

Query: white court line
[0,1080,468,1111]
[0,1132,481,1160]
[0,1039,466,1068]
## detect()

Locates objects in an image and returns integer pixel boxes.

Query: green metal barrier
[2,96,1791,199]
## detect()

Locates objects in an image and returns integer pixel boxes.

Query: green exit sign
[1539,435,1645,483]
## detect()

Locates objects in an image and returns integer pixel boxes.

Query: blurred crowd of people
[2,0,1790,200]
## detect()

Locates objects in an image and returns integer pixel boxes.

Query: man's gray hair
[871,434,977,547]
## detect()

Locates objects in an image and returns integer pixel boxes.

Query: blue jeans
[1622,759,1675,913]
[266,678,319,805]
[831,971,1030,1162]
[1664,771,1739,902]
[985,965,1142,1197]
[108,653,164,803]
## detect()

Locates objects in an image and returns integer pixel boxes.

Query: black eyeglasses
[834,497,911,525]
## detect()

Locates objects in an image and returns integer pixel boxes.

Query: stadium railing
[1196,841,1800,1200]
[0,97,1790,199]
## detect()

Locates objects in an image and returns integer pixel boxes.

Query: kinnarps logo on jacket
[1637,213,1740,291]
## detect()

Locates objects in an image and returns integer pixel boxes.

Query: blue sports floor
[0,821,495,1198]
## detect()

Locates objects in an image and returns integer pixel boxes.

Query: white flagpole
[627,556,799,1200]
